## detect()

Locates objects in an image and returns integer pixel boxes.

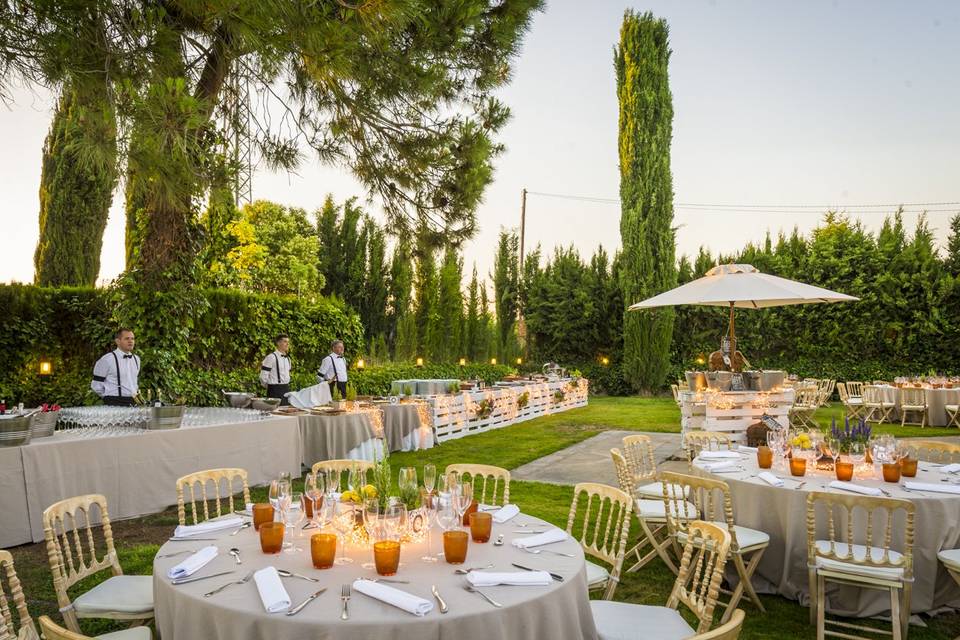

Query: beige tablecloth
[381,404,426,452]
[153,513,597,640]
[298,413,378,465]
[12,416,301,544]
[694,455,960,617]
[871,386,960,426]
[0,446,31,546]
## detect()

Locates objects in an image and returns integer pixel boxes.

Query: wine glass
[326,470,341,497]
[419,497,438,563]
[268,480,281,513]
[348,466,362,492]
[304,473,324,529]
[331,502,355,565]
[283,492,304,553]
[423,464,437,495]
[454,482,473,529]
[435,502,459,558]
[361,498,380,570]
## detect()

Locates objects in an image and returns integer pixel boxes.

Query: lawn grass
[6,395,959,639]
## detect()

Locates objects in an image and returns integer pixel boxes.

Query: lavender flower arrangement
[830,416,871,452]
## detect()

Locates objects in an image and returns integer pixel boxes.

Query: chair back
[42,495,121,632]
[862,385,884,405]
[621,435,658,486]
[671,384,681,404]
[837,382,849,403]
[899,439,960,464]
[444,464,510,506]
[660,471,746,552]
[666,520,732,634]
[899,387,926,408]
[847,381,864,397]
[684,431,733,467]
[176,468,251,526]
[0,550,37,640]
[806,491,914,581]
[565,483,631,580]
[38,615,96,640]
[690,609,745,640]
[311,459,375,490]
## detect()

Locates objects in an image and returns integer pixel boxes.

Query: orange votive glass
[899,457,918,478]
[252,503,275,531]
[469,511,493,543]
[835,460,854,482]
[259,522,285,554]
[443,530,469,564]
[310,533,337,569]
[757,446,773,469]
[882,462,901,483]
[373,540,401,576]
[789,456,807,477]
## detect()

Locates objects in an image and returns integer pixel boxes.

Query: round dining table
[153,511,597,640]
[692,452,960,618]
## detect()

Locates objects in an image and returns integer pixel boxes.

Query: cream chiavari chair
[660,471,769,622]
[684,432,734,469]
[622,434,673,499]
[0,550,38,640]
[589,521,737,639]
[898,388,927,428]
[38,615,150,640]
[176,468,251,526]
[444,464,510,507]
[42,495,153,634]
[806,491,914,640]
[611,448,687,574]
[311,459,375,491]
[898,439,960,464]
[565,482,631,600]
[862,386,895,424]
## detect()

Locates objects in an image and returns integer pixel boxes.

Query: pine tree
[388,236,414,356]
[945,214,960,276]
[413,238,438,356]
[316,195,340,293]
[362,217,390,347]
[432,245,464,361]
[464,266,482,361]
[492,230,520,361]
[615,10,677,391]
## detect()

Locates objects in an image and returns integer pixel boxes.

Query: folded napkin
[829,481,883,497]
[903,481,960,495]
[939,463,960,474]
[173,515,243,538]
[698,451,741,460]
[487,503,520,523]
[239,503,254,517]
[167,545,218,580]
[511,527,568,549]
[466,571,550,587]
[352,579,433,616]
[254,567,291,613]
[737,445,758,453]
[758,472,784,487]
[286,382,332,409]
[696,461,741,473]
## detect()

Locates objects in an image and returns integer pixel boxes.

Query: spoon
[229,548,242,565]
[453,564,493,574]
[493,534,504,547]
[230,522,251,536]
[277,569,319,582]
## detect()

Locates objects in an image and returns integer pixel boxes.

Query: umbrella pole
[728,302,735,344]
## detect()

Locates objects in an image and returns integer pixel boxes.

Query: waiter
[260,334,292,405]
[317,339,348,398]
[91,328,140,405]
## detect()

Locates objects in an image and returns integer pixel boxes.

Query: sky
[1,0,959,285]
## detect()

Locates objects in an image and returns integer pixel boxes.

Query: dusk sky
[1,0,958,285]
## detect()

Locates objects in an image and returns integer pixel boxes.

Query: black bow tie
[281,354,289,358]
[122,354,133,359]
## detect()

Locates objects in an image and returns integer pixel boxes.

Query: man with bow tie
[91,328,141,405]
[317,339,348,398]
[260,334,292,405]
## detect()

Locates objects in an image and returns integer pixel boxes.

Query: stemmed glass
[326,470,341,497]
[330,501,355,565]
[361,498,380,570]
[423,464,437,496]
[435,501,459,558]
[454,482,473,530]
[268,481,281,514]
[283,492,304,554]
[304,473,324,529]
[419,496,438,563]
[348,466,362,492]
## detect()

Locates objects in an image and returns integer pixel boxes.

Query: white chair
[42,495,154,634]
[838,383,864,421]
[176,467,251,526]
[684,431,734,469]
[946,403,960,429]
[862,386,895,424]
[0,549,38,640]
[847,381,865,399]
[445,464,510,507]
[590,520,743,640]
[565,482,631,600]
[898,388,927,428]
[39,615,151,640]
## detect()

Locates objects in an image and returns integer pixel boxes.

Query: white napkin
[737,445,758,453]
[829,481,883,497]
[167,545,218,579]
[286,382,332,410]
[698,451,741,460]
[939,463,960,474]
[903,481,960,495]
[758,472,784,487]
[240,503,254,517]
[696,461,741,473]
[173,516,243,538]
[511,527,567,549]
[466,571,551,587]
[254,567,291,613]
[352,579,433,616]
[488,503,520,523]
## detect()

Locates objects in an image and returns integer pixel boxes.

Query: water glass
[423,464,437,495]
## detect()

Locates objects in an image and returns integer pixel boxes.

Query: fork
[521,547,575,558]
[463,584,502,608]
[203,570,254,597]
[340,584,351,620]
[366,578,409,584]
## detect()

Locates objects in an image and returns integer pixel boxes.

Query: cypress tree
[615,10,677,391]
[35,85,118,286]
[492,230,520,361]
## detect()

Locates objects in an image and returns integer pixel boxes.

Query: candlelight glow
[38,360,52,375]
[416,357,424,367]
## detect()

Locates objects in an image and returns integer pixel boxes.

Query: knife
[285,588,327,616]
[168,537,217,542]
[431,585,448,614]
[511,562,563,582]
[171,570,234,585]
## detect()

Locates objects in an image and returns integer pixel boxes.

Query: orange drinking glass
[252,503,274,531]
[469,511,493,543]
[899,457,918,478]
[373,540,401,576]
[443,530,469,564]
[310,533,337,569]
[259,522,285,554]
[757,446,773,469]
[835,459,854,482]
[789,456,807,477]
[882,462,901,483]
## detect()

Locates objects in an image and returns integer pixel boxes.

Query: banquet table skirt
[15,416,301,544]
[381,404,434,452]
[873,386,960,426]
[0,445,31,546]
[298,413,382,465]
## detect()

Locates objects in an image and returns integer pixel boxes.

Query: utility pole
[517,188,528,357]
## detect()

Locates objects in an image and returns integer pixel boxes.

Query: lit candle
[356,358,365,370]
[459,357,466,366]
[490,358,497,365]
[416,357,424,367]
[38,360,53,375]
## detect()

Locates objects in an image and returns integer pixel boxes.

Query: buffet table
[152,512,597,640]
[3,412,300,546]
[692,454,960,617]
[679,388,795,443]
[380,403,434,452]
[298,411,384,466]
[390,379,460,396]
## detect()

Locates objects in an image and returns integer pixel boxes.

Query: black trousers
[266,383,291,406]
[329,381,347,398]
[103,395,134,406]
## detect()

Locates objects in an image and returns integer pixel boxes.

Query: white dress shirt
[317,353,348,383]
[91,348,140,398]
[260,350,292,386]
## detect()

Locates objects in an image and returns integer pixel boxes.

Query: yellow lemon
[363,484,377,498]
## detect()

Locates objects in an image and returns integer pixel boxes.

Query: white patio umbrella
[627,263,858,342]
